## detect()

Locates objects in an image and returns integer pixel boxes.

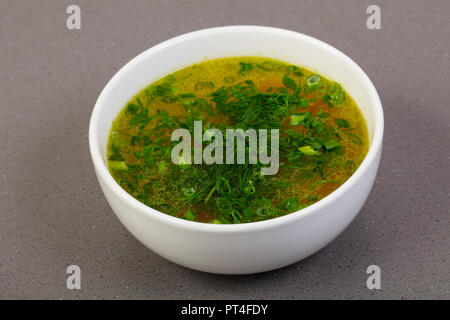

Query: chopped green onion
[307,74,321,87]
[216,197,232,212]
[243,185,256,195]
[290,114,306,126]
[108,160,128,171]
[334,118,351,128]
[111,131,126,148]
[181,99,198,108]
[183,187,196,198]
[282,74,297,92]
[243,207,254,219]
[317,111,330,119]
[184,210,196,221]
[157,161,168,173]
[238,62,254,75]
[216,178,231,194]
[278,197,300,212]
[256,61,278,71]
[307,195,319,202]
[287,65,304,76]
[195,81,215,91]
[298,146,319,156]
[127,103,139,113]
[299,98,308,108]
[255,206,276,217]
[204,186,216,204]
[230,209,243,223]
[324,140,341,150]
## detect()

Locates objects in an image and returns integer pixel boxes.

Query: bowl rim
[89,25,384,233]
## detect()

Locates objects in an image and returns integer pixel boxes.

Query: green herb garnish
[107,57,367,224]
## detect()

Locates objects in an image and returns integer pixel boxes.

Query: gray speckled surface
[0,0,449,299]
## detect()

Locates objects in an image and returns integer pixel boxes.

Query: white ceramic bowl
[89,26,383,274]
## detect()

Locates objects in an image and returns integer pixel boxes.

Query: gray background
[0,0,448,299]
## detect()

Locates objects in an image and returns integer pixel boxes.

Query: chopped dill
[107,57,368,224]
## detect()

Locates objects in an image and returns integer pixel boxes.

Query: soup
[107,57,369,224]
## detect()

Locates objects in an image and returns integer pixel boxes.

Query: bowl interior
[92,27,381,168]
